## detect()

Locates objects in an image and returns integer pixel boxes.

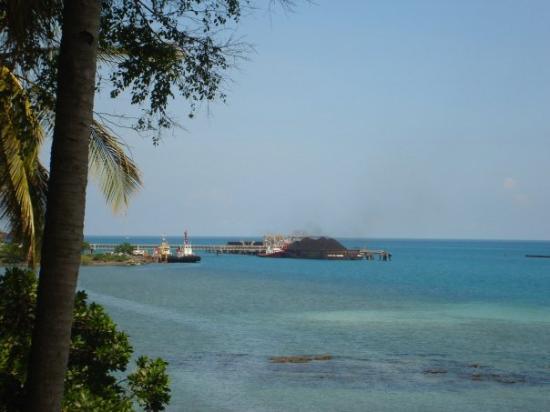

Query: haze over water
[80,237,550,411]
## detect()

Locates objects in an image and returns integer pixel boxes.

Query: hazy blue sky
[83,0,550,239]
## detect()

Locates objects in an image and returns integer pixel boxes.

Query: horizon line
[83,234,550,242]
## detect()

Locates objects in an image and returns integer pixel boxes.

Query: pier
[89,243,264,255]
[87,243,391,260]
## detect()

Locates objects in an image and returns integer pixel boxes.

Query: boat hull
[257,251,287,258]
[166,255,201,263]
[257,251,365,260]
[258,250,364,260]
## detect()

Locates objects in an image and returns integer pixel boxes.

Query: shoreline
[80,255,153,267]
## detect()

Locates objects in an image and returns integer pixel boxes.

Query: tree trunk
[24,1,101,411]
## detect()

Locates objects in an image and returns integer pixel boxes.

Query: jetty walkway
[88,243,391,260]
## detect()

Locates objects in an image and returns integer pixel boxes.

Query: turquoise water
[79,238,550,411]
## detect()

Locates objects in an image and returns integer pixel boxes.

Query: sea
[78,237,550,412]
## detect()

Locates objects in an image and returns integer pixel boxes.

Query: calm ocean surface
[79,237,550,411]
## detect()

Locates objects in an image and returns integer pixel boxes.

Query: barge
[259,236,366,260]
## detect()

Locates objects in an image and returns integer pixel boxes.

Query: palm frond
[97,46,126,65]
[0,66,46,266]
[89,120,142,213]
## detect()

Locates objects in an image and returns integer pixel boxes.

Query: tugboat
[258,235,290,258]
[258,245,288,258]
[153,237,172,262]
[167,231,201,263]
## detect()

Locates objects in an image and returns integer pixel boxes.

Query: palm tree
[0,65,141,267]
[23,3,103,409]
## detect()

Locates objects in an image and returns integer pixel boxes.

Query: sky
[81,0,550,239]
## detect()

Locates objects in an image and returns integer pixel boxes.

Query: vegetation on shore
[80,241,147,266]
[114,242,136,255]
[81,253,149,266]
[2,241,147,267]
[81,253,129,265]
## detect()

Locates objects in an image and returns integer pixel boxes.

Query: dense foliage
[0,268,170,411]
[0,242,24,264]
[0,0,254,141]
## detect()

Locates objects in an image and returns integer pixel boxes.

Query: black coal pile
[285,237,350,259]
[287,237,346,252]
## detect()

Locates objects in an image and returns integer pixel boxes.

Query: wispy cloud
[513,193,531,206]
[503,177,518,190]
[502,177,531,206]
